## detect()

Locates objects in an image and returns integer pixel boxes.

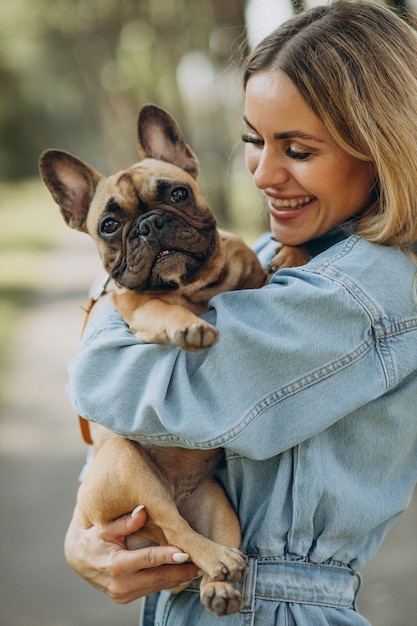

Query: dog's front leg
[113,290,219,351]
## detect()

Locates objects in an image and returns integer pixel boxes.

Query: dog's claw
[172,321,219,351]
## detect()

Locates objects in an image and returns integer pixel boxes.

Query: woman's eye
[241,134,264,147]
[100,217,121,235]
[170,187,189,203]
[285,146,312,160]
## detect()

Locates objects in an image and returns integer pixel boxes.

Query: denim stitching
[128,336,377,449]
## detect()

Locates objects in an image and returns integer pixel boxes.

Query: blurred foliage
[2,0,413,220]
[0,0,261,228]
[0,179,61,396]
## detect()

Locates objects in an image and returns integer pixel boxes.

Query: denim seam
[306,235,360,273]
[373,332,396,388]
[374,319,417,336]
[128,336,377,449]
[254,595,352,608]
[309,237,417,333]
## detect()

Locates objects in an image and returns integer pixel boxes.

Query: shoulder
[307,235,416,286]
[309,235,409,267]
[298,236,417,322]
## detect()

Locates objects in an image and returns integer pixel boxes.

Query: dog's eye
[170,187,189,203]
[100,217,121,235]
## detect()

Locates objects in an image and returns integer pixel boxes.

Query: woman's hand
[64,505,200,604]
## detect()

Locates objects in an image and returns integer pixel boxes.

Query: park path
[0,222,415,625]
[0,224,140,625]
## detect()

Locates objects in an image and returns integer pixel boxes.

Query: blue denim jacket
[67,231,417,625]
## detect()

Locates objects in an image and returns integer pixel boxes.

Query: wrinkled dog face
[39,104,218,293]
[89,160,217,291]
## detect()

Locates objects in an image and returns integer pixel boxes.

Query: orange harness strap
[78,274,111,445]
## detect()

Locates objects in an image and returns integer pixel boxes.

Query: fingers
[105,561,199,604]
[99,543,199,603]
[104,541,193,577]
[99,504,147,546]
[64,505,200,604]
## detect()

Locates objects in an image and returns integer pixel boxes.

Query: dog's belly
[145,444,224,503]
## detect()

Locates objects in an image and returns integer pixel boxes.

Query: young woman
[64,1,417,624]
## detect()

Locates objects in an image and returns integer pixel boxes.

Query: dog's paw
[267,244,309,274]
[200,581,244,616]
[204,547,248,583]
[172,321,219,351]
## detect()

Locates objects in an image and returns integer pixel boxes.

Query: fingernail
[172,552,190,563]
[131,505,145,518]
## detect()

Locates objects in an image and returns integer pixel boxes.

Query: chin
[271,231,307,246]
[271,223,322,246]
[270,213,326,246]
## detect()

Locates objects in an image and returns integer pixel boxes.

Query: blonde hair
[243,0,417,249]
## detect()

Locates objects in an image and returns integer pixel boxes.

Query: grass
[0,178,60,398]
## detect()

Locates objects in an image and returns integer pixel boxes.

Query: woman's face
[243,70,375,245]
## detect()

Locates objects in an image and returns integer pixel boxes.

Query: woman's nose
[252,148,290,189]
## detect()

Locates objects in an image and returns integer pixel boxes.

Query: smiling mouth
[270,196,313,210]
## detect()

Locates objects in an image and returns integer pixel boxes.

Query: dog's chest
[145,445,224,503]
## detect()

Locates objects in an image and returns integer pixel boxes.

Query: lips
[268,195,314,221]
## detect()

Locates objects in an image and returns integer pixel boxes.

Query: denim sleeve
[67,264,390,460]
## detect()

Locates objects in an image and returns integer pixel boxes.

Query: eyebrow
[242,115,325,144]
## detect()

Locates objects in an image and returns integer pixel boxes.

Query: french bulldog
[39,104,307,616]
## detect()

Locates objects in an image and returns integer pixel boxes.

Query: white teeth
[270,196,312,209]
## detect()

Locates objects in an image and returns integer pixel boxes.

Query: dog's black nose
[138,213,164,236]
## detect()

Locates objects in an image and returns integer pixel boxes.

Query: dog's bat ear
[137,104,200,179]
[39,150,102,231]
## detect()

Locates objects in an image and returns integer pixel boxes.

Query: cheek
[309,166,352,204]
[330,155,375,202]
[333,167,373,210]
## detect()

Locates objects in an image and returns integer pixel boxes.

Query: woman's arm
[67,257,388,459]
[64,505,199,603]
